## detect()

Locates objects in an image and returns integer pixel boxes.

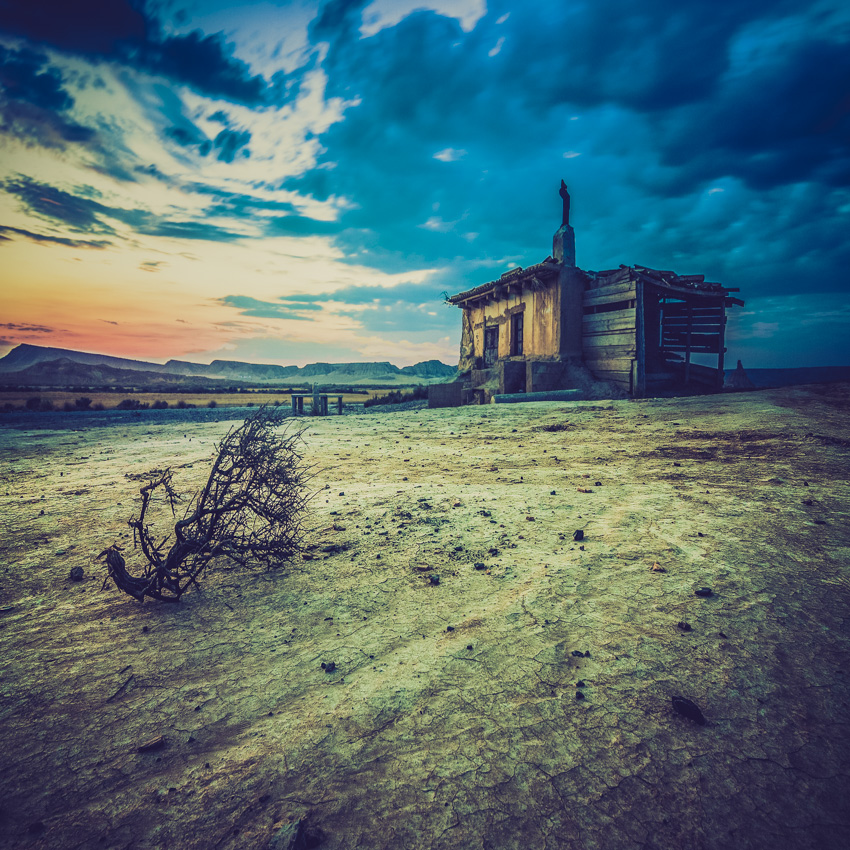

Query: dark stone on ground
[573,529,584,541]
[695,587,713,597]
[672,696,707,725]
[69,566,84,581]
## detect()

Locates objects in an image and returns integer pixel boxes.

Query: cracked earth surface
[1,384,849,849]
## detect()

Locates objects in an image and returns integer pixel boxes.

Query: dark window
[484,326,499,366]
[511,313,524,356]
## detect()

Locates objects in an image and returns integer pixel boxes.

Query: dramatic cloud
[1,0,848,366]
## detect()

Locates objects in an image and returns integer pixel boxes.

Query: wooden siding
[582,283,638,391]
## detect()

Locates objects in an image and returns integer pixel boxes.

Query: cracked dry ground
[1,384,849,850]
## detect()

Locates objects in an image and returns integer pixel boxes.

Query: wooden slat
[660,304,723,315]
[578,343,637,359]
[582,329,635,348]
[585,356,635,372]
[582,308,636,332]
[661,316,723,327]
[583,284,637,307]
[584,280,635,300]
[587,369,631,389]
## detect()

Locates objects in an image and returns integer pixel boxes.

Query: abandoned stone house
[442,181,743,403]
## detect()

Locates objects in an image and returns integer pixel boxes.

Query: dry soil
[1,385,849,850]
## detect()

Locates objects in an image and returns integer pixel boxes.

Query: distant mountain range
[0,344,457,388]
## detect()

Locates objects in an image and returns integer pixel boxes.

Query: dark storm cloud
[0,44,97,148]
[0,321,53,332]
[0,224,111,248]
[657,38,850,189]
[212,127,251,162]
[219,281,455,334]
[129,30,267,105]
[4,175,245,242]
[219,295,322,320]
[294,0,850,303]
[0,0,148,55]
[0,2,288,106]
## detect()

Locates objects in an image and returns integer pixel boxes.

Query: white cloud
[360,0,487,38]
[434,148,466,162]
[488,36,505,57]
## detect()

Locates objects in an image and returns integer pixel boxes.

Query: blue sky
[1,0,848,367]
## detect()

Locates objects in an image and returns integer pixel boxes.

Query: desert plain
[1,384,849,850]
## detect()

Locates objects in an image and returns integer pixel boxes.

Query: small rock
[671,695,707,725]
[526,516,535,521]
[571,650,585,657]
[138,735,166,752]
[142,625,149,633]
[575,691,585,700]
[467,644,473,650]
[39,509,44,516]
[573,529,584,541]
[446,626,454,632]
[473,562,486,570]
[429,574,440,585]
[694,587,713,597]
[594,481,602,487]
[69,566,84,581]
[576,680,586,688]
[550,490,556,495]
[673,462,681,467]
[677,621,692,632]
[321,661,336,673]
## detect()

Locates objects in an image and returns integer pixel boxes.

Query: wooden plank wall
[582,281,637,392]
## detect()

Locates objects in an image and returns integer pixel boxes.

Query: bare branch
[101,405,312,603]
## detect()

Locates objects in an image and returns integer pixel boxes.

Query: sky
[0,0,848,369]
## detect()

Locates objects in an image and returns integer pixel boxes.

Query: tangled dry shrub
[100,405,311,602]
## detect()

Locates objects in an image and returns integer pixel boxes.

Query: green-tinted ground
[1,385,848,849]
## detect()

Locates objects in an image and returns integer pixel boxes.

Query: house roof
[588,264,744,305]
[448,259,744,307]
[446,257,561,305]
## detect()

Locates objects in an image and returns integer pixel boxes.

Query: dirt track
[1,385,849,849]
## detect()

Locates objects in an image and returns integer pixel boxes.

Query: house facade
[445,182,742,402]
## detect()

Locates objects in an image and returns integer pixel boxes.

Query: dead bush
[100,405,311,602]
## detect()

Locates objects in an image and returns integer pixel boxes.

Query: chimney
[553,179,576,266]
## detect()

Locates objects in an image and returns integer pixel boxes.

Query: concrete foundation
[427,382,464,409]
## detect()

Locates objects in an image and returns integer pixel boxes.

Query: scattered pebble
[575,691,585,700]
[694,587,713,597]
[677,621,692,632]
[573,529,584,541]
[69,566,84,582]
[321,661,336,673]
[429,574,440,585]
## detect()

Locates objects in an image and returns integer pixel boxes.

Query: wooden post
[634,279,646,398]
[717,309,727,389]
